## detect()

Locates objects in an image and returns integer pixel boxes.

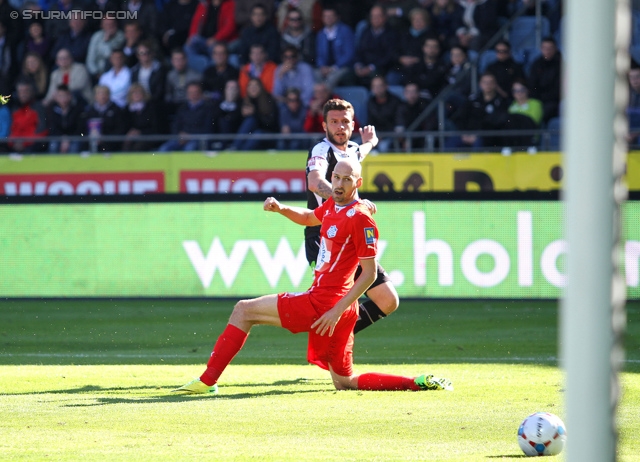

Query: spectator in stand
[123,83,160,151]
[9,80,48,153]
[50,16,92,65]
[130,40,167,105]
[528,36,562,124]
[86,17,126,81]
[80,85,126,152]
[45,0,80,39]
[98,48,132,108]
[629,65,640,107]
[203,42,239,100]
[366,75,403,153]
[122,21,145,68]
[238,42,277,98]
[234,0,275,32]
[159,0,198,53]
[450,72,508,148]
[406,36,448,99]
[87,0,121,33]
[315,6,355,89]
[19,52,49,101]
[22,21,52,63]
[277,87,307,151]
[280,7,316,65]
[122,0,158,38]
[232,76,278,150]
[43,48,93,106]
[303,81,334,133]
[0,100,10,149]
[0,4,20,51]
[429,0,463,50]
[272,45,314,106]
[348,4,399,87]
[46,84,83,154]
[445,44,471,112]
[236,3,280,65]
[379,0,417,30]
[396,8,433,82]
[455,0,500,51]
[504,78,543,147]
[165,48,202,115]
[485,40,525,99]
[184,0,238,74]
[160,81,215,151]
[276,0,322,33]
[627,65,640,146]
[0,21,13,96]
[211,78,242,149]
[397,81,434,150]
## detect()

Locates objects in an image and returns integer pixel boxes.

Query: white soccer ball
[517,412,567,456]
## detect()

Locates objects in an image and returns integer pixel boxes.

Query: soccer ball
[517,412,567,456]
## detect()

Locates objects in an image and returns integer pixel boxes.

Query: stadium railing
[1,127,563,155]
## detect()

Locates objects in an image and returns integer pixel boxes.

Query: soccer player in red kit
[306,98,399,334]
[173,158,452,394]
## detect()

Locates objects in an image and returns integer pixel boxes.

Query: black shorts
[304,226,391,291]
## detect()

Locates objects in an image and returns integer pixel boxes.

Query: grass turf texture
[1,299,639,461]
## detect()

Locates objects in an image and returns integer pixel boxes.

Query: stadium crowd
[0,0,577,153]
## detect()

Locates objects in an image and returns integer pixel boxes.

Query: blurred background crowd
[0,0,635,154]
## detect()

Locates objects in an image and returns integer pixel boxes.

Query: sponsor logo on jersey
[308,156,328,169]
[364,227,376,245]
[327,225,338,238]
[347,208,355,217]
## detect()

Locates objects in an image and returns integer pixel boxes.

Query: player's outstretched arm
[358,125,379,159]
[311,257,377,337]
[264,197,321,227]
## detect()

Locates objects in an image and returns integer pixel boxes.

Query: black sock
[354,300,387,334]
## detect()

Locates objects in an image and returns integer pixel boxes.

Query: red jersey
[310,197,378,302]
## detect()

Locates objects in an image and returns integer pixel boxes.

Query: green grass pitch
[1,299,639,461]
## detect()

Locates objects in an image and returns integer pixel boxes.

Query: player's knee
[231,299,252,323]
[371,284,399,315]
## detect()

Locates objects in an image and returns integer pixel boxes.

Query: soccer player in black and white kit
[305,98,399,333]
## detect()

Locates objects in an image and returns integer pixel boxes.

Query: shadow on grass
[63,387,329,407]
[2,378,335,405]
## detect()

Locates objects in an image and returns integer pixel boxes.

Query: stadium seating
[478,50,498,74]
[335,86,370,125]
[509,16,551,53]
[387,85,405,101]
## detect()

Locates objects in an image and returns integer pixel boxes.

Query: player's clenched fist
[263,197,282,213]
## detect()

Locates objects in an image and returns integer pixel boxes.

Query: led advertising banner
[2,152,639,195]
[2,201,638,298]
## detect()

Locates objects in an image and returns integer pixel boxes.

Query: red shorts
[277,291,357,377]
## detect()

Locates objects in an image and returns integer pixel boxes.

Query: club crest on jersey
[364,227,376,244]
[327,225,338,238]
[347,208,356,217]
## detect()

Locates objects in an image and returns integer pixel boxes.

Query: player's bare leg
[355,281,399,334]
[228,294,282,332]
[173,294,281,394]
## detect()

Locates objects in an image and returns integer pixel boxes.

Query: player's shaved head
[334,159,361,179]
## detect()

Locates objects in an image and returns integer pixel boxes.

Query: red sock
[357,373,421,391]
[199,324,248,386]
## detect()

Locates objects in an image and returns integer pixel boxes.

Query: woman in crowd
[232,77,278,151]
